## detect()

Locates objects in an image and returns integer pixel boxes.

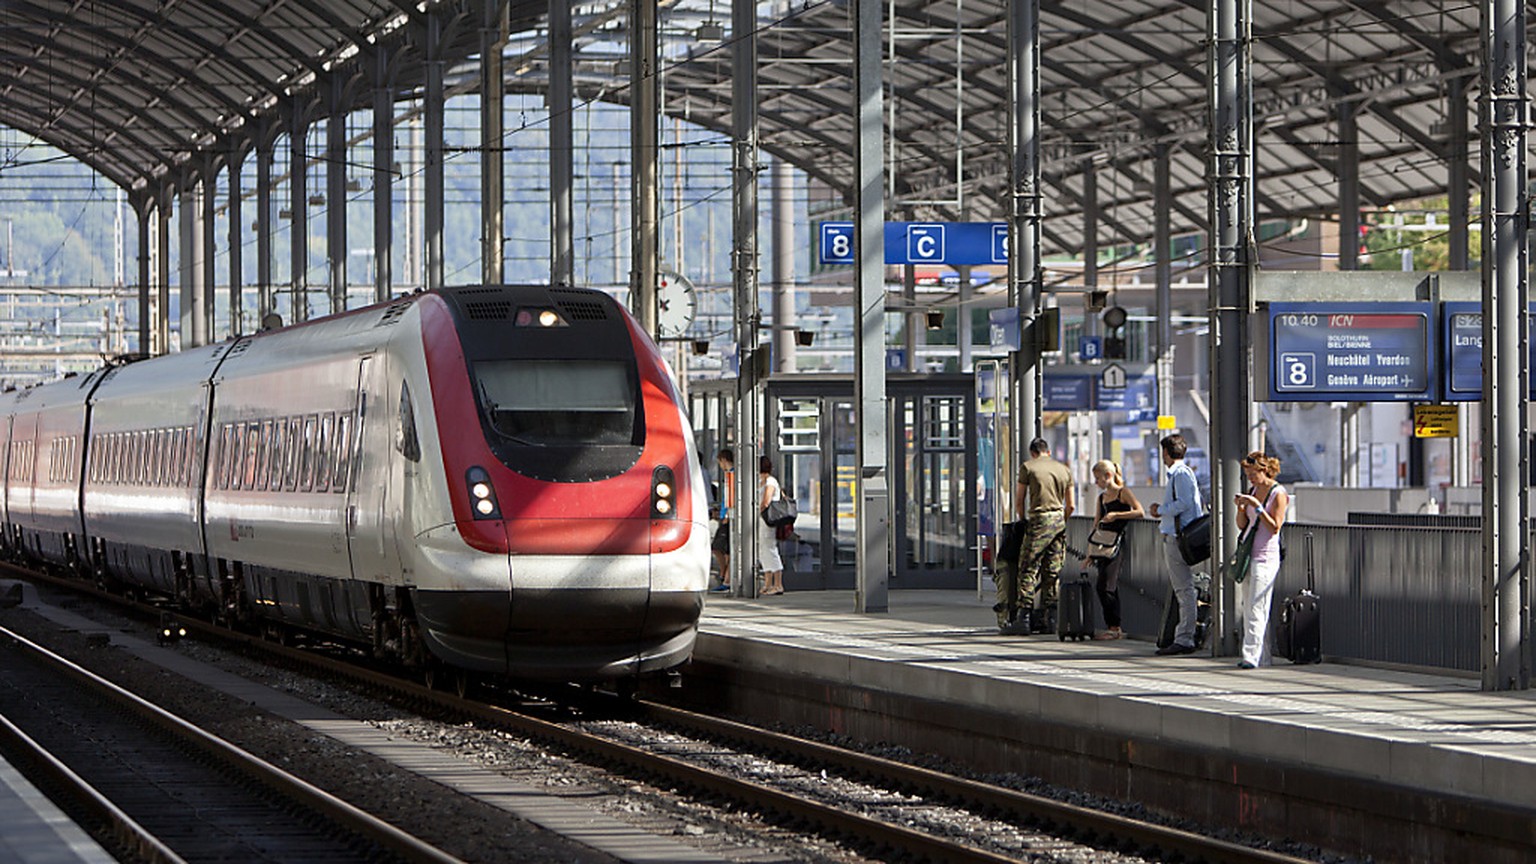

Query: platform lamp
[926,309,944,330]
[795,328,814,347]
[692,339,710,355]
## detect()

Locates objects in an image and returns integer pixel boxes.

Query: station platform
[0,750,116,864]
[687,590,1536,863]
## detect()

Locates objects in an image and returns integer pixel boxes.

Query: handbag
[1176,513,1211,566]
[1085,527,1121,561]
[1226,527,1256,583]
[761,493,798,527]
[1171,468,1211,565]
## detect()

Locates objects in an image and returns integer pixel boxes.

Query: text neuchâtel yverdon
[1324,334,1413,388]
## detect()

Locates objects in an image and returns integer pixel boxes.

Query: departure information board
[1441,302,1536,400]
[1268,302,1433,402]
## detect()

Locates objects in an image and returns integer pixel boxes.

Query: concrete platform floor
[690,589,1536,861]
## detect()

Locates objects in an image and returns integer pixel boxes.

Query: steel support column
[179,185,199,347]
[1008,0,1042,457]
[1154,142,1173,424]
[1449,76,1471,485]
[549,0,574,286]
[200,163,216,342]
[373,48,395,304]
[327,82,349,316]
[481,3,507,285]
[1337,95,1362,489]
[854,0,889,613]
[425,11,446,292]
[772,158,796,371]
[1480,0,1529,691]
[631,0,660,336]
[256,136,274,323]
[136,200,150,356]
[1208,0,1253,657]
[291,102,310,321]
[730,0,760,597]
[156,192,170,354]
[227,152,244,336]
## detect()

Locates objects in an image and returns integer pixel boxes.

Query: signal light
[1102,305,1128,360]
[465,466,502,520]
[157,615,187,646]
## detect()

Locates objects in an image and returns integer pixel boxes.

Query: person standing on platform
[1010,438,1074,634]
[1148,433,1201,656]
[757,455,786,596]
[1234,452,1288,668]
[1088,459,1142,640]
[710,449,735,593]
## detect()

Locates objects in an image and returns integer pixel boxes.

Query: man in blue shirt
[1147,433,1202,655]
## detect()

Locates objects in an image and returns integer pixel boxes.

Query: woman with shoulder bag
[1232,452,1288,668]
[757,455,786,596]
[1086,459,1143,640]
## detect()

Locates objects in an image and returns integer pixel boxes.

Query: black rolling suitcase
[1057,570,1095,641]
[1277,532,1322,664]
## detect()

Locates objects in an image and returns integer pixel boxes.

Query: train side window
[170,428,183,487]
[314,413,332,493]
[255,420,271,491]
[147,431,159,486]
[129,431,140,486]
[244,423,259,490]
[398,383,421,463]
[285,417,303,491]
[220,425,235,490]
[332,412,352,492]
[299,414,317,491]
[269,420,286,491]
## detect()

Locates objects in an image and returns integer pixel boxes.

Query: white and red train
[0,285,710,682]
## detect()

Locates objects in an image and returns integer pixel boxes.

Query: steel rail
[0,709,188,864]
[636,700,1317,864]
[0,623,466,864]
[11,567,1314,863]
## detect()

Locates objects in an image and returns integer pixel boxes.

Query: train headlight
[651,465,677,520]
[465,466,502,520]
[514,307,569,327]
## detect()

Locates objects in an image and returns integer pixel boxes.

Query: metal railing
[1066,518,1481,673]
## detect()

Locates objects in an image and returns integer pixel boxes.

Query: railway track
[9,568,1322,863]
[0,623,463,864]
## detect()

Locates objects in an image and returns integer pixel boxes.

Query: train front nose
[411,520,704,680]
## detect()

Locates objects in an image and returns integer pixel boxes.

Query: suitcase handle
[1304,531,1315,593]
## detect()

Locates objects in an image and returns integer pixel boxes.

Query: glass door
[776,397,825,588]
[894,394,970,586]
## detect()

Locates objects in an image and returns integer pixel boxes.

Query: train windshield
[474,359,637,446]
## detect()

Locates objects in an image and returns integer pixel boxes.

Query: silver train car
[0,285,710,682]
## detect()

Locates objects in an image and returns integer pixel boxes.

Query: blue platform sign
[1269,302,1434,402]
[819,222,856,265]
[1043,375,1094,411]
[1098,374,1157,421]
[817,221,1009,266]
[1441,302,1536,400]
[1079,336,1102,361]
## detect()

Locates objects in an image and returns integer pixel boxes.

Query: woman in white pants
[757,455,785,595]
[1233,452,1288,668]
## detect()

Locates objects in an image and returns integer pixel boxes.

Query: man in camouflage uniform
[998,437,1074,634]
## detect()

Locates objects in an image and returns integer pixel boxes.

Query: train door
[346,354,400,585]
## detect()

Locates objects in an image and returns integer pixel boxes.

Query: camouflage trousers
[994,511,1065,626]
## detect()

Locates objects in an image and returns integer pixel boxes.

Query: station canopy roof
[2,0,1484,256]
